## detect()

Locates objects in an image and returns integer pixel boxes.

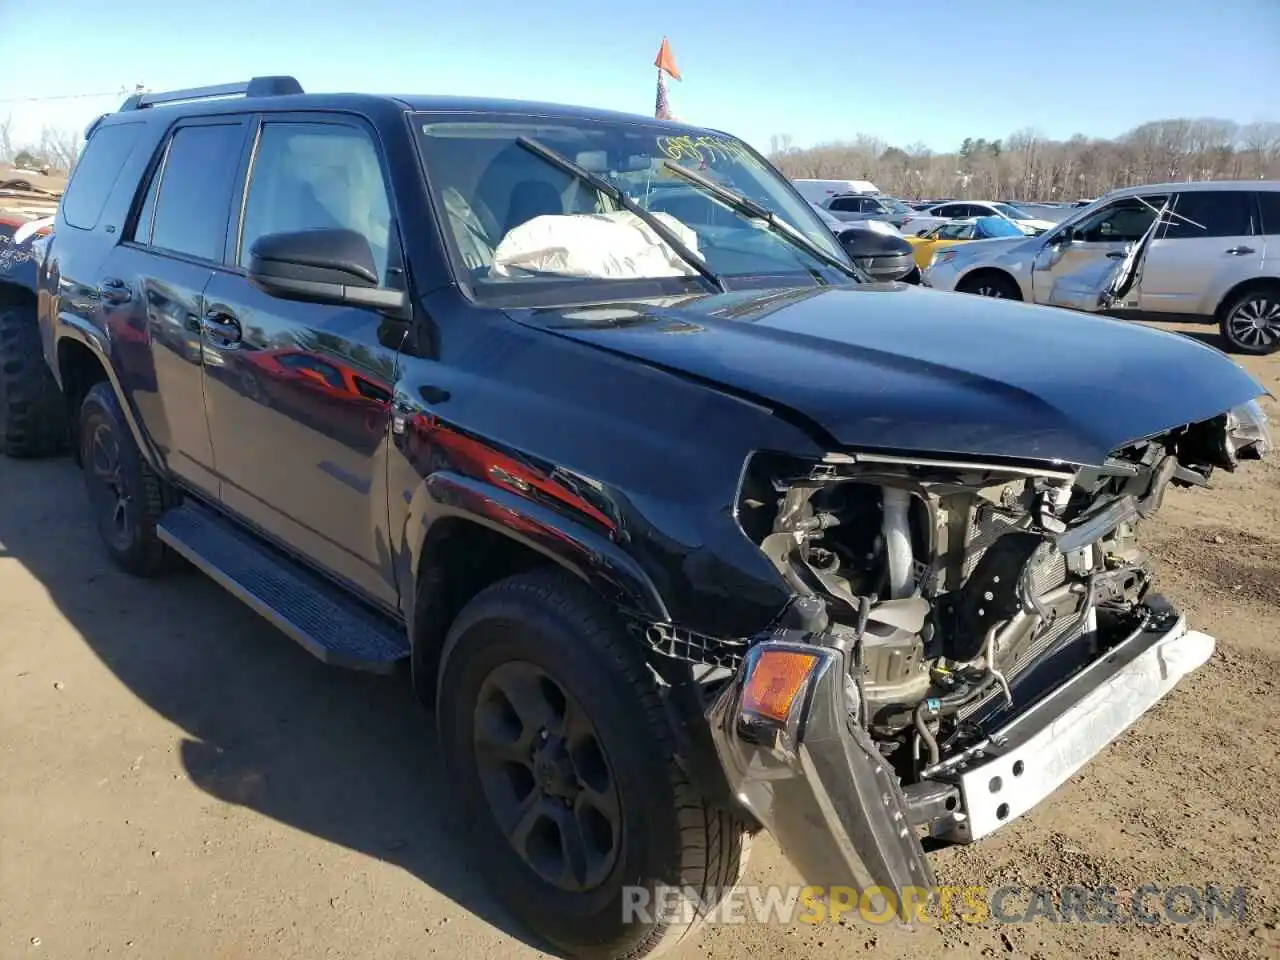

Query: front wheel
[437,568,748,960]
[958,271,1021,300]
[1218,285,1280,355]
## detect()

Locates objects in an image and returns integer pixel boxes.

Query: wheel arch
[406,473,670,708]
[53,320,165,472]
[956,266,1024,300]
[1213,275,1280,320]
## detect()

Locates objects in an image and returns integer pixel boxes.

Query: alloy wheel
[85,422,134,551]
[1226,296,1280,351]
[472,660,622,893]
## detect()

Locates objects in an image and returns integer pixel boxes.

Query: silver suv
[921,181,1280,355]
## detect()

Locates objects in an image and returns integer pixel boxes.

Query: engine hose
[1020,549,1054,621]
[914,698,942,768]
[934,672,999,715]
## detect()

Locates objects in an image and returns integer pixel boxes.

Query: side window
[353,376,392,403]
[61,122,145,230]
[278,353,345,389]
[1165,191,1254,240]
[1074,195,1167,243]
[1258,192,1280,236]
[149,123,247,262]
[935,204,962,218]
[239,122,394,281]
[828,196,862,212]
[130,145,166,245]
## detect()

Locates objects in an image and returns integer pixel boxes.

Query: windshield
[878,196,911,215]
[992,202,1033,220]
[975,216,1024,238]
[413,114,850,305]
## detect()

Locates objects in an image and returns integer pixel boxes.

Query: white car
[921,180,1280,354]
[808,202,903,237]
[901,200,1057,237]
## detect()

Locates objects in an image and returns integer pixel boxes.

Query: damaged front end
[704,402,1270,905]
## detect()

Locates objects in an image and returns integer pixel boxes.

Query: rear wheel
[958,271,1021,300]
[437,568,748,960]
[79,381,178,577]
[1218,284,1280,355]
[0,299,66,457]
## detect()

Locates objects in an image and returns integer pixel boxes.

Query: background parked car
[819,192,915,229]
[904,215,1025,268]
[790,177,879,205]
[902,200,1057,236]
[921,181,1280,355]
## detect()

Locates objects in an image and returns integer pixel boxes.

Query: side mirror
[248,228,408,312]
[838,228,917,283]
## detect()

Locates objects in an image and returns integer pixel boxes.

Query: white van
[791,178,880,205]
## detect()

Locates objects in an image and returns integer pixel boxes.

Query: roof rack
[118,76,304,112]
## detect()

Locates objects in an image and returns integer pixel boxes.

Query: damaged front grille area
[644,622,751,669]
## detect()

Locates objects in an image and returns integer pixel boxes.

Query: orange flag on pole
[654,37,681,82]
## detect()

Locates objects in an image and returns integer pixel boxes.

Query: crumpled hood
[509,284,1266,465]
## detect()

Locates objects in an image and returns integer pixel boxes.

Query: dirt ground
[1,319,1278,960]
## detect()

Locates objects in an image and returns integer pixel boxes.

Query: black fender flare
[411,470,669,624]
[53,315,166,472]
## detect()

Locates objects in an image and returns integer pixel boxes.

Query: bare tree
[768,116,1280,200]
[38,126,82,174]
[0,115,12,164]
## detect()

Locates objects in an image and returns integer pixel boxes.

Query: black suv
[2,77,1272,959]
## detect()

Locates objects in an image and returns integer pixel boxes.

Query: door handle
[202,311,242,344]
[1225,246,1255,256]
[1105,251,1125,259]
[98,277,132,304]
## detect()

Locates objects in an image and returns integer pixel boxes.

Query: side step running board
[157,502,409,673]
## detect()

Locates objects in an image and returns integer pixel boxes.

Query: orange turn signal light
[742,650,819,724]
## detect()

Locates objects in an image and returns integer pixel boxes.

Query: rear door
[1030,193,1169,305]
[1135,189,1262,315]
[92,117,251,494]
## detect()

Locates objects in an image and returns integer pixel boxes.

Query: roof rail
[118,76,304,112]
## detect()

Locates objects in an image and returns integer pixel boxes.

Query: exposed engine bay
[732,404,1272,787]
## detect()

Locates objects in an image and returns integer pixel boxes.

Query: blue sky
[2,0,1277,155]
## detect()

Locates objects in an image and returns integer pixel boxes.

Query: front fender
[403,469,669,622]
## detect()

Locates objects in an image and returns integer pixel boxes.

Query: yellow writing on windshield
[656,135,759,167]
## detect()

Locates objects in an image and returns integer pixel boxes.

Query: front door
[1030,193,1169,305]
[1134,189,1263,314]
[201,114,404,607]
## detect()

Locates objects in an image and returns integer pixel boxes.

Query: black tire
[957,271,1022,300]
[79,381,178,577]
[437,568,748,960]
[1217,284,1280,356]
[0,299,67,457]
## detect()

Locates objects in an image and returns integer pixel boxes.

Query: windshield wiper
[514,137,726,293]
[662,161,862,282]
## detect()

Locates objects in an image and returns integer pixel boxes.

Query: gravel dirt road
[2,320,1277,960]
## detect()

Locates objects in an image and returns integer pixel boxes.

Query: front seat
[503,180,564,235]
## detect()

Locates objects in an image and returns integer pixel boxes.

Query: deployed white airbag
[490,211,701,280]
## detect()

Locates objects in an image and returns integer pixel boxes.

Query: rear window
[61,122,145,231]
[1165,190,1254,239]
[1257,191,1280,236]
